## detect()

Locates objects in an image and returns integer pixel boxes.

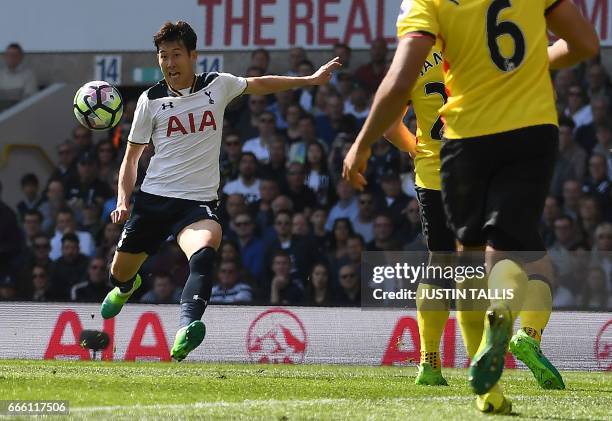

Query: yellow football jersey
[408,39,446,191]
[397,0,560,139]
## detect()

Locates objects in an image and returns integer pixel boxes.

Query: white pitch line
[71,396,471,413]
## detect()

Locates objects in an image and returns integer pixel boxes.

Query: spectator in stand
[336,264,360,306]
[238,94,268,140]
[95,139,119,187]
[250,48,270,74]
[39,179,67,234]
[264,210,313,286]
[140,272,181,304]
[297,60,317,111]
[310,208,329,252]
[71,125,94,155]
[26,234,55,276]
[583,154,611,216]
[210,260,253,304]
[562,179,583,221]
[50,233,89,299]
[330,43,352,86]
[65,152,112,208]
[575,96,610,153]
[222,194,248,233]
[336,72,355,106]
[564,84,592,129]
[71,256,111,302]
[271,195,294,216]
[592,124,612,177]
[549,215,582,291]
[50,207,95,260]
[402,198,427,250]
[260,135,288,185]
[289,114,327,164]
[242,111,277,162]
[328,133,354,181]
[269,250,303,305]
[223,152,261,204]
[551,279,577,309]
[351,190,376,243]
[354,37,388,94]
[99,222,122,258]
[110,99,137,157]
[282,103,304,143]
[50,140,78,186]
[219,240,241,265]
[81,203,103,240]
[307,263,332,306]
[578,195,603,248]
[286,47,307,76]
[325,179,358,231]
[30,265,57,302]
[553,68,577,113]
[380,173,412,223]
[0,274,18,301]
[233,212,265,282]
[16,173,42,220]
[344,83,370,127]
[0,181,23,272]
[220,132,243,182]
[585,62,612,99]
[283,162,318,214]
[367,139,402,187]
[550,117,587,197]
[340,234,365,278]
[541,196,562,248]
[269,90,296,130]
[315,94,356,145]
[591,222,612,291]
[580,266,609,310]
[328,218,353,262]
[22,209,44,248]
[254,178,280,232]
[311,83,338,116]
[102,171,119,222]
[367,213,398,252]
[292,213,310,237]
[0,43,37,110]
[305,141,332,207]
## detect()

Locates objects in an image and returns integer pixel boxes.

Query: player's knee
[189,246,216,275]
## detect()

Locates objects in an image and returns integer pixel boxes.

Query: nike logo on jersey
[162,102,174,110]
[204,91,215,104]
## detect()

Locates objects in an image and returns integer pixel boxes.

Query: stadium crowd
[0,41,611,310]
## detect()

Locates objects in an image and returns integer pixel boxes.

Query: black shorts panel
[116,191,220,255]
[440,125,558,252]
[415,187,456,252]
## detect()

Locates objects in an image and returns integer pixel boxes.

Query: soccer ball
[73,81,123,131]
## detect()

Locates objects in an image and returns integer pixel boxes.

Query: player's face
[157,41,197,89]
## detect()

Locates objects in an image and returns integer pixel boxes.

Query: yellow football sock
[488,259,528,322]
[519,279,552,343]
[457,310,486,359]
[416,283,450,369]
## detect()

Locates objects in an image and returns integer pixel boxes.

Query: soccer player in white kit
[100,21,341,361]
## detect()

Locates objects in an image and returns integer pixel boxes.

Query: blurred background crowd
[0,40,611,310]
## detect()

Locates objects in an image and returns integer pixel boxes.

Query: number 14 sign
[94,55,122,85]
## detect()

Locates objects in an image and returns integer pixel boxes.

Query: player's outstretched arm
[383,106,417,157]
[111,142,146,224]
[343,35,432,190]
[244,57,342,95]
[547,0,600,70]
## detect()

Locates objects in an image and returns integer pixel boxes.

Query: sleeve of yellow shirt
[396,0,439,39]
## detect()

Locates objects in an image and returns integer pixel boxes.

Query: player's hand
[110,205,130,224]
[342,143,370,191]
[309,57,342,85]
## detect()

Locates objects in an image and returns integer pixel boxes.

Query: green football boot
[171,320,206,362]
[509,329,565,390]
[415,363,449,386]
[100,274,142,319]
[468,303,512,395]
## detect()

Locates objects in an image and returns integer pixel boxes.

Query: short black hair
[251,48,270,60]
[24,209,43,222]
[6,43,23,54]
[154,21,197,52]
[61,232,79,245]
[21,173,39,187]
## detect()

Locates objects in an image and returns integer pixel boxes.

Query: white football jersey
[129,73,247,201]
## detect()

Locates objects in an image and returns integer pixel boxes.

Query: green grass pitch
[0,360,610,420]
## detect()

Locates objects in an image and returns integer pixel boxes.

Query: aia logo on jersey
[166,111,217,137]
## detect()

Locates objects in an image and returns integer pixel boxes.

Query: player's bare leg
[171,219,222,361]
[100,251,148,319]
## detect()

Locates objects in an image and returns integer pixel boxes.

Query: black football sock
[179,247,216,328]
